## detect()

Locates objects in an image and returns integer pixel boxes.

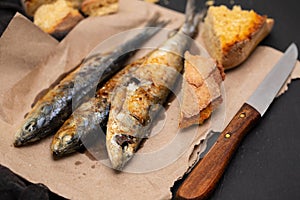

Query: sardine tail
[181,0,207,37]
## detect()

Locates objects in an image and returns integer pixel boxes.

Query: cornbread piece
[202,5,274,70]
[81,0,118,16]
[179,52,224,129]
[34,0,84,39]
[23,0,83,16]
[23,0,54,16]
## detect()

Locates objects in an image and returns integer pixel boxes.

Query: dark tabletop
[1,0,299,199]
[163,1,300,200]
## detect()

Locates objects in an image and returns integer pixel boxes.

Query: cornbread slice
[24,0,54,16]
[34,0,84,39]
[202,5,274,70]
[24,0,83,16]
[81,0,118,17]
[179,52,224,129]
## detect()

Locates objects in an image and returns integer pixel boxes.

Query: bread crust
[49,12,84,40]
[220,18,274,69]
[179,52,223,129]
[33,0,84,40]
[24,0,118,39]
[202,6,274,70]
[180,104,213,129]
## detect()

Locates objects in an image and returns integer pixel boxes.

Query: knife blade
[176,43,298,200]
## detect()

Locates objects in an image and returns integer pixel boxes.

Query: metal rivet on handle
[240,113,246,118]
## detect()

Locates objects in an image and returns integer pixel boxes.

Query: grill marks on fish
[14,15,168,147]
[128,86,157,126]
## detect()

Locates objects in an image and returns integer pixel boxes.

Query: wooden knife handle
[176,103,261,200]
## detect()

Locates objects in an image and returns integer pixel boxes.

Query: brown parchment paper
[0,0,300,199]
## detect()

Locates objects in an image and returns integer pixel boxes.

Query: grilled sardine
[14,15,167,146]
[106,0,201,169]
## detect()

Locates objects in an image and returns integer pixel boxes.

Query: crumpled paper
[0,0,299,199]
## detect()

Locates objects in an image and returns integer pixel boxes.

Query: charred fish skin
[106,0,201,170]
[14,16,168,147]
[50,57,146,157]
[51,98,110,157]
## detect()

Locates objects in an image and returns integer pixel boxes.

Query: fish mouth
[107,140,123,170]
[51,137,80,158]
[52,146,77,159]
[51,142,67,158]
[107,136,135,170]
[14,130,38,147]
[52,144,83,159]
[52,149,66,159]
[114,151,134,171]
[52,145,69,159]
[13,138,25,147]
[13,136,36,147]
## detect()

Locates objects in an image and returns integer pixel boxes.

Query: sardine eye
[24,121,36,132]
[115,134,136,149]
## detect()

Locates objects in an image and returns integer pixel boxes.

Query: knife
[175,43,298,200]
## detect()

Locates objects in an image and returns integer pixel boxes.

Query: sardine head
[51,130,79,158]
[14,103,53,147]
[107,134,137,170]
[14,118,42,147]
